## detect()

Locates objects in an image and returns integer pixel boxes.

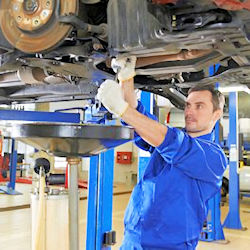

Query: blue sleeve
[120,101,157,153]
[156,127,228,184]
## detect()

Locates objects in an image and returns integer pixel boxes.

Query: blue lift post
[200,64,225,241]
[86,153,115,250]
[86,119,115,250]
[214,122,225,240]
[223,92,243,229]
[0,109,80,195]
[96,150,115,250]
[200,121,225,241]
[87,155,99,250]
[138,91,153,181]
[0,139,22,195]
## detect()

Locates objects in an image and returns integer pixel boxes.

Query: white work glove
[111,55,137,82]
[96,79,129,117]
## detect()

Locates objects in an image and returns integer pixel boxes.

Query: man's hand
[111,56,137,82]
[96,80,129,117]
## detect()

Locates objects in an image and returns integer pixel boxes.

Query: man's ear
[214,109,223,121]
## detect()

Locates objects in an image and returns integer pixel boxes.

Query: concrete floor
[0,183,250,250]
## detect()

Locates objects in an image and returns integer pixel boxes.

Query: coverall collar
[183,128,215,142]
[197,131,215,141]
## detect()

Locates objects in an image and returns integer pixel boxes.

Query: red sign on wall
[116,152,132,164]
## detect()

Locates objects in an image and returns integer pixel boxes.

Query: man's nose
[185,106,193,115]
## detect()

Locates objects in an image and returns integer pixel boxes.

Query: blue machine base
[199,228,225,242]
[223,214,243,230]
[0,186,22,195]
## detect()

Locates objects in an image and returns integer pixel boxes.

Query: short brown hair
[188,85,225,111]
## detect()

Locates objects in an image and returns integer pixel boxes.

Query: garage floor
[0,183,250,250]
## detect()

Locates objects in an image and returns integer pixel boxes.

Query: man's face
[184,90,221,135]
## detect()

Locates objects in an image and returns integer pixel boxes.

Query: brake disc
[0,0,78,53]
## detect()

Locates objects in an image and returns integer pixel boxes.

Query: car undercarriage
[0,0,250,109]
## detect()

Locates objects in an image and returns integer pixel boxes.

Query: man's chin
[185,125,211,137]
[185,126,202,134]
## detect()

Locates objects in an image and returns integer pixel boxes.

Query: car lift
[223,91,243,229]
[85,107,117,250]
[87,149,116,249]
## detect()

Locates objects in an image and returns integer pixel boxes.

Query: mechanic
[97,56,228,250]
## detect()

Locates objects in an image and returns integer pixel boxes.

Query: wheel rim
[0,0,79,53]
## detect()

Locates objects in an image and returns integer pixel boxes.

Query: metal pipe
[18,67,46,84]
[46,174,65,185]
[0,67,68,87]
[0,67,46,85]
[0,72,20,83]
[67,158,81,250]
[106,49,213,69]
[135,49,213,68]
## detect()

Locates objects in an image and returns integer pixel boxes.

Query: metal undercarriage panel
[0,0,249,109]
[176,66,250,88]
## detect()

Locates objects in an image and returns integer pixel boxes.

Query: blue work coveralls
[120,101,227,250]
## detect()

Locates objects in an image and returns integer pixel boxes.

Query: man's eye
[197,104,203,109]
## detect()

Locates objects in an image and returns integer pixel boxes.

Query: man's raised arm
[97,79,167,147]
